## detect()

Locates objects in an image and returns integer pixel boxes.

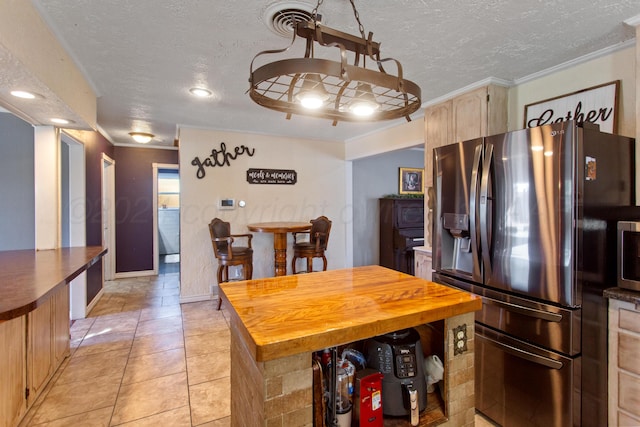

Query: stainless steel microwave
[618,221,640,291]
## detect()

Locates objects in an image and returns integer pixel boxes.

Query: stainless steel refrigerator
[432,121,635,427]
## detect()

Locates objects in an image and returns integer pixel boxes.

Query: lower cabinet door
[0,316,27,427]
[28,298,53,404]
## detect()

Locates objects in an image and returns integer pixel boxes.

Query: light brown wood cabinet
[0,284,70,427]
[423,84,508,247]
[414,246,433,281]
[0,247,103,427]
[27,298,54,402]
[0,316,27,427]
[608,298,640,426]
[52,285,70,368]
[27,284,70,404]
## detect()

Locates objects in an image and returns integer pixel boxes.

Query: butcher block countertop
[220,265,481,362]
[0,246,106,320]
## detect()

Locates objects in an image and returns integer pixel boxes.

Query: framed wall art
[523,80,619,133]
[399,167,424,195]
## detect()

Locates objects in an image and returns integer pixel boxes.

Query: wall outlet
[453,324,468,355]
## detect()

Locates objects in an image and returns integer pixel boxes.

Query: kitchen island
[220,265,481,427]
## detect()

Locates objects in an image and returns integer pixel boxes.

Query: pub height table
[247,221,311,276]
[220,265,482,427]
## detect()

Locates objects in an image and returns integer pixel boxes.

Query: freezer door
[433,138,484,284]
[483,123,577,306]
[476,324,581,427]
[435,272,581,356]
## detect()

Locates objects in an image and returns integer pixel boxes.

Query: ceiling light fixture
[129,132,154,143]
[10,90,41,99]
[50,118,75,125]
[189,87,213,97]
[249,0,421,125]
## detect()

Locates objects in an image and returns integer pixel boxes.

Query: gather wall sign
[191,142,255,179]
[524,80,619,133]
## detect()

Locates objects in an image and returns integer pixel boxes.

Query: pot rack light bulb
[296,74,330,110]
[348,83,379,117]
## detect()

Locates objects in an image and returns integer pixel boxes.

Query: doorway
[61,132,88,319]
[152,163,180,275]
[102,154,115,280]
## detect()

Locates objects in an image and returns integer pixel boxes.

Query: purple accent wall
[114,146,178,273]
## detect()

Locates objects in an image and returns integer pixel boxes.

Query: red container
[353,369,384,427]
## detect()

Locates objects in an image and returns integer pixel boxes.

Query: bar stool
[291,216,332,274]
[208,218,253,310]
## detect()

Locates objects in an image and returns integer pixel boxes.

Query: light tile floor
[19,271,231,427]
[19,270,498,427]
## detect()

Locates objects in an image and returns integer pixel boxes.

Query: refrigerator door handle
[480,142,493,277]
[469,144,483,279]
[483,297,563,322]
[481,333,564,370]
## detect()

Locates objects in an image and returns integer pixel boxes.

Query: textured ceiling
[5,1,640,146]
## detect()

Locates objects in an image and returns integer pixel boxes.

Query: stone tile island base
[229,311,476,427]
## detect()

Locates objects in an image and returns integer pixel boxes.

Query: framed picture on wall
[399,167,424,195]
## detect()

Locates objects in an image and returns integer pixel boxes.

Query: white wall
[345,118,425,160]
[178,127,348,302]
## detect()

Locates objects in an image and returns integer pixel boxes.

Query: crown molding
[624,14,640,27]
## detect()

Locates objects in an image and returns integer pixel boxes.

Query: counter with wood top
[0,246,106,320]
[0,246,106,427]
[220,265,481,427]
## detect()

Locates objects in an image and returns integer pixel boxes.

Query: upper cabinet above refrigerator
[423,84,508,248]
[424,84,508,191]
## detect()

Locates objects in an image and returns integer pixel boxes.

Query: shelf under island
[220,265,481,427]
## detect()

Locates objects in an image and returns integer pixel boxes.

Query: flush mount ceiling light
[129,132,154,143]
[189,87,213,97]
[10,90,42,99]
[50,118,75,125]
[249,0,421,125]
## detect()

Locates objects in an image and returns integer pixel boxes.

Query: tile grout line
[107,306,141,427]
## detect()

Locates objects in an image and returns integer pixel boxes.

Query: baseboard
[179,293,215,304]
[114,269,156,279]
[86,288,104,315]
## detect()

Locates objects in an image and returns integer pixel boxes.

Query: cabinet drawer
[619,371,640,418]
[620,308,640,334]
[619,333,640,375]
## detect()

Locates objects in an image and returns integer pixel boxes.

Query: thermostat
[218,198,235,210]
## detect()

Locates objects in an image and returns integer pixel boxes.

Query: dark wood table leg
[273,232,288,276]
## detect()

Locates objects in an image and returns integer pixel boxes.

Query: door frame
[61,131,88,319]
[102,154,115,280]
[60,133,86,247]
[152,163,179,274]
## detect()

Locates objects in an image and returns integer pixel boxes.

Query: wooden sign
[524,80,619,133]
[247,168,297,185]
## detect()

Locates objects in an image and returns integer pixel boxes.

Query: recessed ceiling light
[11,90,41,99]
[129,132,154,143]
[189,87,212,97]
[50,118,75,125]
